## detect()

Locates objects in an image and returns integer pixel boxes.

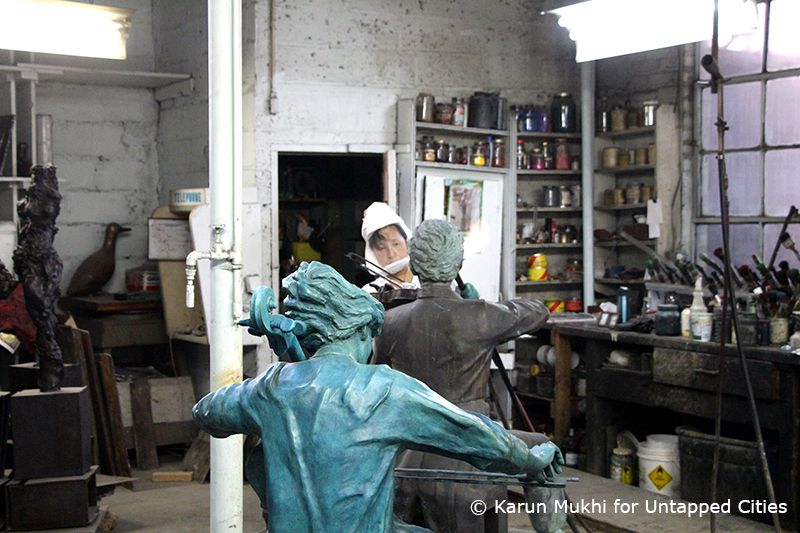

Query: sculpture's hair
[409,219,464,282]
[282,261,384,351]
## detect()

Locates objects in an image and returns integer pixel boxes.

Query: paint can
[545,298,565,313]
[528,254,548,281]
[638,435,680,497]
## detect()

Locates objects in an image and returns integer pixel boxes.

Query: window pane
[698,4,765,80]
[701,152,761,216]
[765,149,800,216]
[702,83,762,151]
[763,223,800,268]
[766,77,800,146]
[696,223,760,268]
[767,0,800,71]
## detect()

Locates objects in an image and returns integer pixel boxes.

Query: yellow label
[621,467,634,485]
[648,464,673,490]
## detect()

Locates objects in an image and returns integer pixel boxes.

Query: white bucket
[638,434,680,497]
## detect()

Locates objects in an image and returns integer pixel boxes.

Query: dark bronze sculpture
[193,261,563,533]
[374,219,562,533]
[13,166,64,391]
[66,222,130,297]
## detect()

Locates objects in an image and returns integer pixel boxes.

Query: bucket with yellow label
[527,253,548,281]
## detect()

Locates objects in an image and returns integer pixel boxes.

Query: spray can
[618,286,630,323]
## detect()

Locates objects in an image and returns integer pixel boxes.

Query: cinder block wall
[35,0,160,294]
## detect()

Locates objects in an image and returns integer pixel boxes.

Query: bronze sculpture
[193,261,563,533]
[13,166,64,391]
[374,219,562,533]
[66,222,130,297]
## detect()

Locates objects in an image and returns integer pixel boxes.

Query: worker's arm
[192,377,261,439]
[388,371,562,478]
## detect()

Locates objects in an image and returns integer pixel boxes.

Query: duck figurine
[66,223,131,297]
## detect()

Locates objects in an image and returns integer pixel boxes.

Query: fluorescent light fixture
[0,0,132,60]
[550,0,759,63]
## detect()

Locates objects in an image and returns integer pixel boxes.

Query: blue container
[618,286,630,323]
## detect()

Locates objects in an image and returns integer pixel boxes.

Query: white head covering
[360,202,413,276]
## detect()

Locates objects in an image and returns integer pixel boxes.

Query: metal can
[610,447,635,485]
[602,146,619,168]
[543,186,560,207]
[559,185,572,208]
[528,254,548,281]
[435,139,449,162]
[642,100,658,127]
[545,298,565,313]
[570,184,582,208]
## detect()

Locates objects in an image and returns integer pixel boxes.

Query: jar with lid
[435,103,453,125]
[492,138,506,168]
[626,100,641,129]
[570,184,582,208]
[535,105,550,133]
[435,139,449,162]
[451,97,466,126]
[625,182,641,204]
[543,186,560,207]
[422,137,436,162]
[559,185,572,208]
[551,92,577,133]
[610,104,627,131]
[610,447,634,485]
[472,142,487,166]
[642,101,658,127]
[555,139,570,170]
[416,93,435,122]
[516,140,528,170]
[655,304,681,336]
[460,146,470,165]
[530,146,545,170]
[447,144,460,164]
[541,141,554,169]
[524,108,536,132]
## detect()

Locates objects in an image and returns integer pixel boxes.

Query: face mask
[380,256,410,275]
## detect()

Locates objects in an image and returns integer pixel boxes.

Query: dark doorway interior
[278,153,384,287]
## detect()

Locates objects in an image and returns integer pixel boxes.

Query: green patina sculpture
[193,261,562,533]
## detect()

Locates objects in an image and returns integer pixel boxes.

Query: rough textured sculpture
[193,261,562,533]
[13,166,63,391]
[374,219,563,533]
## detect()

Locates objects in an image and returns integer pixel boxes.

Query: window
[695,0,800,267]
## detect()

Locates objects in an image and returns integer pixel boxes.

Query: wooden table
[549,324,800,530]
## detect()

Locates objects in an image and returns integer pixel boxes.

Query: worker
[193,261,563,533]
[360,202,478,298]
[374,219,562,533]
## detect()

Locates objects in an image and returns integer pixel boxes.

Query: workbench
[548,324,799,530]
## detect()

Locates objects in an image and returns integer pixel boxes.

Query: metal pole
[208,1,243,531]
[581,61,596,308]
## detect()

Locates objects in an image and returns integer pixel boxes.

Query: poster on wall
[445,180,483,235]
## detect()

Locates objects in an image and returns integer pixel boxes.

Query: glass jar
[416,93,435,122]
[460,146,470,165]
[655,304,681,336]
[422,137,436,162]
[555,139,570,170]
[451,97,466,126]
[536,105,550,133]
[447,144,460,164]
[435,139,449,162]
[610,447,634,485]
[530,146,545,170]
[516,140,528,170]
[551,92,577,133]
[626,182,641,204]
[610,105,627,131]
[543,186,560,207]
[524,108,536,132]
[415,141,422,161]
[541,141,554,169]
[492,139,506,168]
[436,103,454,124]
[472,142,487,166]
[559,185,571,207]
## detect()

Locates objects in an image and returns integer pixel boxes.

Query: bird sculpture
[66,222,130,297]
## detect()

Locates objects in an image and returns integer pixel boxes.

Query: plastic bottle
[680,307,691,337]
[689,277,713,341]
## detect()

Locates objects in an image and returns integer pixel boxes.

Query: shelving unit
[511,121,584,303]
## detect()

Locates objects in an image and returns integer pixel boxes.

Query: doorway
[277,153,384,287]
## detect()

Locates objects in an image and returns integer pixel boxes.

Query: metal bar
[581,61,596,308]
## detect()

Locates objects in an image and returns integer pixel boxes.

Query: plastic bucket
[638,435,680,497]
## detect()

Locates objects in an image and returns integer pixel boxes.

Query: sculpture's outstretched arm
[192,377,261,438]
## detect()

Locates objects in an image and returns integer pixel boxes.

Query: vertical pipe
[581,61,596,308]
[208,1,243,531]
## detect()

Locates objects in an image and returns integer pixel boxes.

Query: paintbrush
[752,254,778,287]
[781,232,800,263]
[712,248,745,288]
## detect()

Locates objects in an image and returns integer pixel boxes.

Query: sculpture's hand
[460,282,480,300]
[525,441,564,483]
[239,287,306,360]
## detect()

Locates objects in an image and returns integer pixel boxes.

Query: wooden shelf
[515,280,582,289]
[596,164,655,175]
[595,239,656,248]
[416,161,506,174]
[596,126,655,140]
[3,63,191,89]
[516,243,581,251]
[594,203,647,212]
[517,169,582,177]
[517,131,581,140]
[594,278,646,285]
[517,207,583,214]
[416,122,508,136]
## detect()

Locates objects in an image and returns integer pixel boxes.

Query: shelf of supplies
[595,164,655,176]
[517,169,582,177]
[595,278,646,285]
[515,281,582,289]
[415,161,506,174]
[516,243,582,251]
[3,63,192,90]
[415,122,508,136]
[517,131,581,140]
[517,207,583,214]
[596,126,655,140]
[595,239,656,248]
[594,204,647,212]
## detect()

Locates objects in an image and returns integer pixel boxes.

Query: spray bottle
[689,277,713,341]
